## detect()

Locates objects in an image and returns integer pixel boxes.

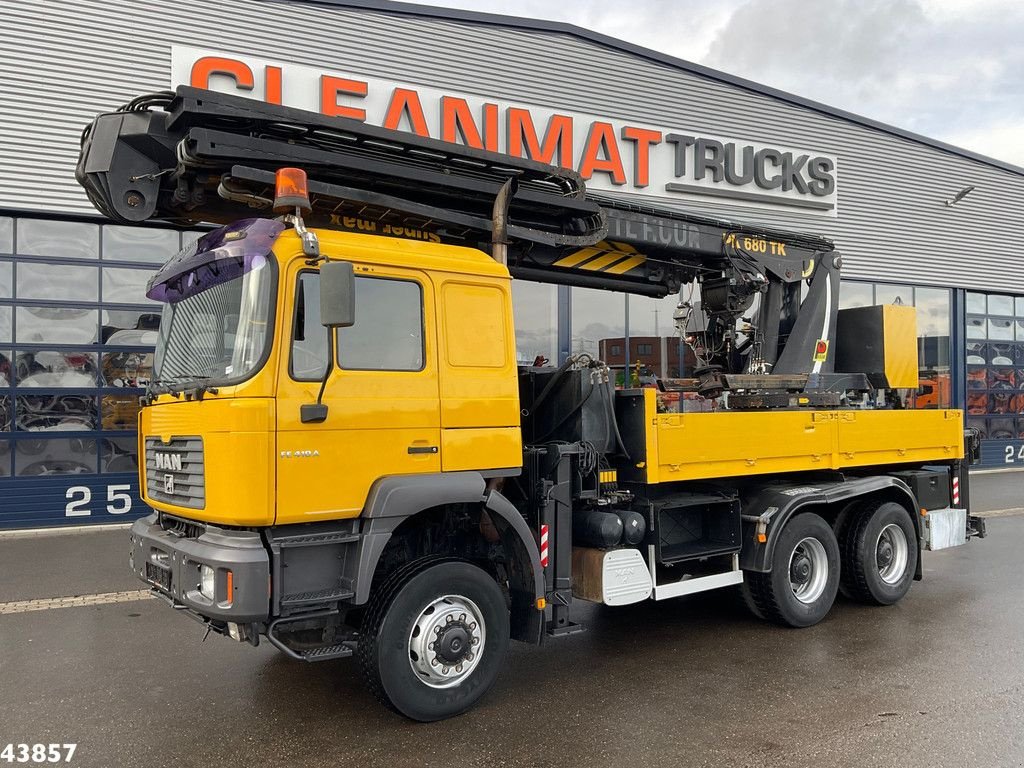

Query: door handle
[407,445,439,455]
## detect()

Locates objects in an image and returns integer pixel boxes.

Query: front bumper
[129,513,270,623]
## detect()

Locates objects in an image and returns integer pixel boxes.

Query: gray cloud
[401,0,1024,165]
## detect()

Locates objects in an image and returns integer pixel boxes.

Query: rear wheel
[747,513,840,627]
[840,501,917,605]
[357,559,509,721]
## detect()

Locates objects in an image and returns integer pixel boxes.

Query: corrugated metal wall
[2,0,1022,292]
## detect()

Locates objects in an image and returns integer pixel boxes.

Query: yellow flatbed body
[633,389,964,484]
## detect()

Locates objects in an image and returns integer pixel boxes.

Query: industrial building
[1,0,1022,527]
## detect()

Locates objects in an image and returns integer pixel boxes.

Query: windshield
[152,257,274,390]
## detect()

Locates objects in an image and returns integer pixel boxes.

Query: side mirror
[319,261,355,328]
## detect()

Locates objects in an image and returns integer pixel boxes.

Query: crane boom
[77,86,849,385]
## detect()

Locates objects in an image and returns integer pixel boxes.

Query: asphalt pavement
[1,471,1022,767]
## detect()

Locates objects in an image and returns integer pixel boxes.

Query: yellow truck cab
[76,86,984,721]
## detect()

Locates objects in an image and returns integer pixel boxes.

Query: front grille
[159,512,206,539]
[145,436,205,509]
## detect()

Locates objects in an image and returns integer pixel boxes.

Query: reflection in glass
[337,278,423,371]
[0,217,12,254]
[988,294,1014,316]
[102,226,180,263]
[15,438,96,476]
[571,287,625,360]
[16,307,98,344]
[511,281,557,365]
[101,309,161,345]
[102,267,158,304]
[0,440,8,476]
[839,281,872,309]
[102,351,153,388]
[17,219,99,259]
[0,307,10,343]
[17,262,98,302]
[0,261,11,297]
[0,350,9,388]
[15,395,97,432]
[102,395,141,431]
[102,437,138,473]
[626,293,689,378]
[875,284,912,306]
[15,351,99,387]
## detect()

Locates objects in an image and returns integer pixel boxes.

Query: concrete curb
[0,523,132,540]
[975,508,1024,518]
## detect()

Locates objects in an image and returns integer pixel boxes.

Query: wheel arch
[349,473,544,643]
[741,475,921,576]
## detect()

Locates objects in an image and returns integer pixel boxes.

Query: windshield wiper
[148,374,217,399]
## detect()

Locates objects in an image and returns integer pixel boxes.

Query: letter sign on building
[172,46,839,215]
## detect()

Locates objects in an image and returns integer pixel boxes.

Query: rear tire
[357,558,510,721]
[747,512,840,628]
[840,501,917,605]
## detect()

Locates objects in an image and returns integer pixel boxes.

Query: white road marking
[0,589,154,614]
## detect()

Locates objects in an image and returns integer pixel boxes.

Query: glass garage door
[0,215,196,529]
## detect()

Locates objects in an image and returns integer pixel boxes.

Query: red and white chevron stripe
[539,524,549,568]
[952,476,960,506]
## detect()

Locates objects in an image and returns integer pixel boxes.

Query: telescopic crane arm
[77,86,846,388]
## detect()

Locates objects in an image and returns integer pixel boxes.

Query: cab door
[275,262,440,524]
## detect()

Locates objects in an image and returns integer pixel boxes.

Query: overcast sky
[402,0,1024,167]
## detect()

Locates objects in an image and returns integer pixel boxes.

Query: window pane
[989,318,1014,341]
[875,284,913,306]
[102,395,141,431]
[839,281,872,309]
[0,441,8,476]
[512,281,557,365]
[966,315,987,340]
[0,394,9,431]
[101,309,161,345]
[0,350,10,388]
[15,351,99,387]
[988,294,1014,316]
[915,287,950,338]
[0,261,11,297]
[0,307,11,343]
[17,307,98,344]
[17,219,99,259]
[16,395,97,432]
[966,292,986,314]
[912,287,951,409]
[17,263,98,302]
[0,217,12,254]
[15,437,96,476]
[101,437,138,473]
[102,267,158,304]
[571,287,625,360]
[627,293,688,378]
[102,226,180,263]
[291,273,328,380]
[102,350,153,388]
[337,278,424,371]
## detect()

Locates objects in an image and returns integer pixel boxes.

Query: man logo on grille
[155,453,183,471]
[164,474,175,495]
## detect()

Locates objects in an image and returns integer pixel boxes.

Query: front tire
[747,512,840,628]
[358,559,510,721]
[840,501,917,605]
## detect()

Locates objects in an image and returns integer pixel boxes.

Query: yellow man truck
[77,88,984,721]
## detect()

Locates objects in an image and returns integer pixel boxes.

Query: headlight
[199,564,215,599]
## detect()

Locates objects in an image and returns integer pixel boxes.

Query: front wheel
[746,512,840,628]
[357,559,510,721]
